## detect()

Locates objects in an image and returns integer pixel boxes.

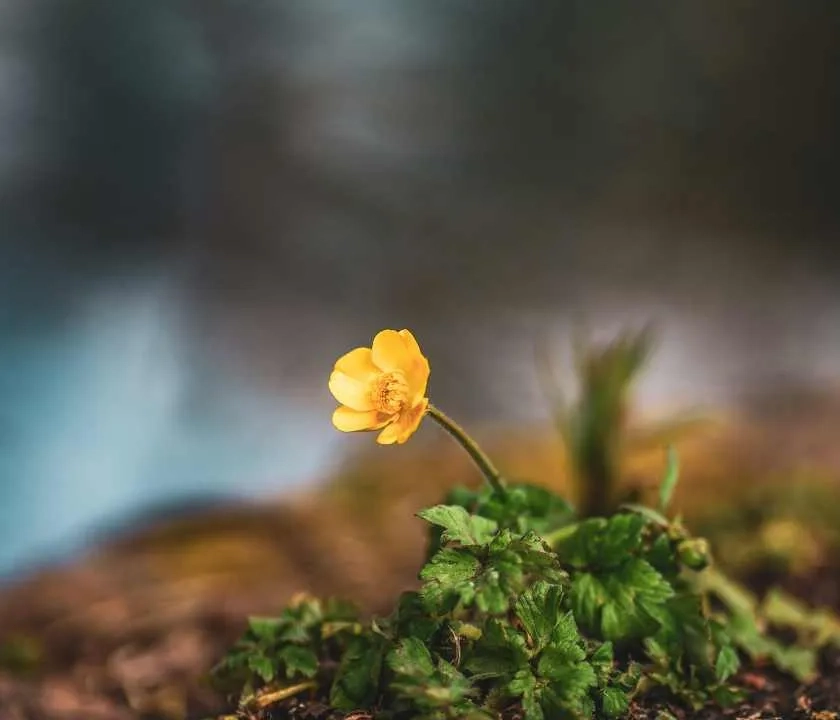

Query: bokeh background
[1,1,839,578]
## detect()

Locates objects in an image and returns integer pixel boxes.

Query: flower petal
[376,398,428,445]
[398,329,422,356]
[334,347,379,381]
[332,406,390,432]
[328,371,373,411]
[371,329,415,372]
[398,330,430,399]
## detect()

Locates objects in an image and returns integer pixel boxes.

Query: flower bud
[678,538,711,570]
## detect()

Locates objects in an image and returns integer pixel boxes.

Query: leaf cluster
[211,460,837,719]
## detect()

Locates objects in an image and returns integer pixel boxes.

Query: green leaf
[420,548,480,611]
[417,505,498,546]
[589,641,614,683]
[714,645,739,682]
[521,689,545,720]
[278,645,318,679]
[388,637,436,679]
[570,559,672,641]
[507,667,537,697]
[601,686,630,718]
[558,514,645,569]
[536,644,587,680]
[726,611,817,682]
[711,684,746,708]
[479,483,575,535]
[465,619,529,680]
[488,531,567,593]
[394,591,441,642]
[544,663,597,705]
[515,582,564,653]
[247,616,283,640]
[620,503,670,527]
[761,588,840,647]
[658,445,680,512]
[421,548,481,587]
[474,574,508,615]
[246,654,274,682]
[330,635,385,710]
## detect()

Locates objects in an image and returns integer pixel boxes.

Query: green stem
[426,404,507,497]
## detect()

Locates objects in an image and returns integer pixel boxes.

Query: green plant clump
[212,329,839,718]
[214,471,838,719]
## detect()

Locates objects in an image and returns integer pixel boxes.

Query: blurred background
[1,1,839,578]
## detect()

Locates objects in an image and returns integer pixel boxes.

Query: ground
[3,392,840,719]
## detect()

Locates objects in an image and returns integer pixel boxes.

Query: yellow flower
[329,329,430,445]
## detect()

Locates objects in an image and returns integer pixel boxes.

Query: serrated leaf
[475,575,508,615]
[278,645,318,679]
[388,637,436,679]
[464,618,528,684]
[602,513,646,559]
[601,686,630,718]
[394,591,441,642]
[330,635,385,710]
[558,514,645,569]
[420,548,480,611]
[247,616,283,640]
[507,667,537,696]
[246,654,274,682]
[466,618,530,681]
[545,662,597,703]
[421,548,481,586]
[549,612,586,660]
[571,559,672,641]
[658,445,680,512]
[590,641,614,683]
[521,689,544,720]
[536,644,586,680]
[714,645,739,682]
[515,582,565,652]
[417,505,498,546]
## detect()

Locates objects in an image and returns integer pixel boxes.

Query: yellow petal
[398,329,431,399]
[398,329,422,356]
[376,398,428,445]
[332,406,390,432]
[334,347,379,381]
[375,421,402,445]
[328,371,374,411]
[371,329,415,373]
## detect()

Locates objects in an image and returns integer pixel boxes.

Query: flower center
[370,371,410,414]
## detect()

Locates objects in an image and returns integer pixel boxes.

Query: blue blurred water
[0,271,341,578]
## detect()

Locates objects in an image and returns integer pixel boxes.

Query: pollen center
[371,371,410,414]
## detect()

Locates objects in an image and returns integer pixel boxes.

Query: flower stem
[426,404,506,497]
